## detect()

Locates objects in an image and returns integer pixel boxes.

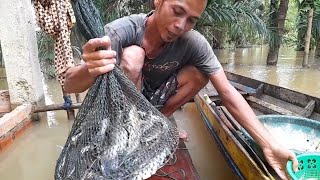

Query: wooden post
[32,103,82,113]
[75,93,81,103]
[62,88,76,121]
[303,8,314,68]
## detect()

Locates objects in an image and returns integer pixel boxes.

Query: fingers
[82,36,117,77]
[88,63,115,78]
[289,151,299,172]
[82,36,112,54]
[86,58,116,77]
[82,50,116,61]
[274,167,288,180]
[86,58,117,68]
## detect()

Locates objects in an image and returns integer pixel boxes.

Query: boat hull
[194,71,320,180]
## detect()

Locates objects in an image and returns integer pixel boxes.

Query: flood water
[216,45,320,98]
[0,45,319,180]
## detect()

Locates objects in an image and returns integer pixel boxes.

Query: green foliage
[94,0,151,24]
[197,0,268,48]
[36,32,56,79]
[312,1,320,40]
[267,27,282,50]
[282,0,299,46]
[93,0,119,23]
[295,0,320,50]
[37,0,152,78]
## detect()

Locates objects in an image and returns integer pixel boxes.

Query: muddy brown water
[217,45,320,98]
[0,46,319,179]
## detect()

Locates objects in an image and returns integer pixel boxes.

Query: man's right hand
[82,36,117,78]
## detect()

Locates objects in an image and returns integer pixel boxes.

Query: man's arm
[63,36,117,93]
[209,70,298,180]
[209,70,273,148]
[64,64,95,93]
[64,15,140,93]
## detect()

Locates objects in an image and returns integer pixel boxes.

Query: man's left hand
[263,143,299,180]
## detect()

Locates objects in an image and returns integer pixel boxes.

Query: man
[64,0,298,179]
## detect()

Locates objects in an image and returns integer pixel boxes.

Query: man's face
[153,0,206,42]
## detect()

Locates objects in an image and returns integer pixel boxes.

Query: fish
[55,67,179,180]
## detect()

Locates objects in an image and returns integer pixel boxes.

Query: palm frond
[36,31,56,78]
[296,0,320,41]
[197,0,267,47]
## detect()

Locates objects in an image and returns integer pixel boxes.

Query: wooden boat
[194,71,320,180]
[148,140,199,180]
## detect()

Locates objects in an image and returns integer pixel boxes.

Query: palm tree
[303,3,314,67]
[295,0,320,53]
[197,0,268,49]
[311,1,320,57]
[266,0,289,65]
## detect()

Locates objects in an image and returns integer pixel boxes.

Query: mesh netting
[55,67,179,179]
[54,0,179,179]
[73,0,104,41]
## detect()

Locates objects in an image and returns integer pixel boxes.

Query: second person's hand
[82,36,117,78]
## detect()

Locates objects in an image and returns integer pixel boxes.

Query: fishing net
[54,0,179,179]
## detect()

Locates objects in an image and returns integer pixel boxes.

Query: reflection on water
[0,78,74,180]
[174,103,237,180]
[0,68,8,90]
[43,79,58,128]
[215,45,320,98]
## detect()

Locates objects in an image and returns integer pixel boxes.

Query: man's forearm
[64,64,95,93]
[221,86,275,149]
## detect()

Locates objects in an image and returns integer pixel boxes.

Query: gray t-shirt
[104,12,222,90]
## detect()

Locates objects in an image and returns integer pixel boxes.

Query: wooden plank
[255,84,264,97]
[195,95,272,180]
[201,82,219,97]
[32,103,82,113]
[246,96,299,116]
[229,81,256,95]
[0,104,32,137]
[0,118,32,151]
[201,82,253,100]
[148,140,199,180]
[225,71,320,115]
[299,100,316,118]
[218,106,273,179]
[220,106,242,131]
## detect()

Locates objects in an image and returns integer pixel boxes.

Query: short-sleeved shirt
[104,12,222,90]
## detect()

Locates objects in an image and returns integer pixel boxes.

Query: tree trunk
[303,8,314,67]
[211,27,226,49]
[316,40,320,57]
[266,0,279,65]
[267,0,289,65]
[268,0,279,27]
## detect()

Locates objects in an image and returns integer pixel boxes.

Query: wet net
[54,0,179,179]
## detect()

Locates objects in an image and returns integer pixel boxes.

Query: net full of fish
[54,67,179,180]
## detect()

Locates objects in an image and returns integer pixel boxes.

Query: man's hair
[149,0,208,10]
[148,0,155,9]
